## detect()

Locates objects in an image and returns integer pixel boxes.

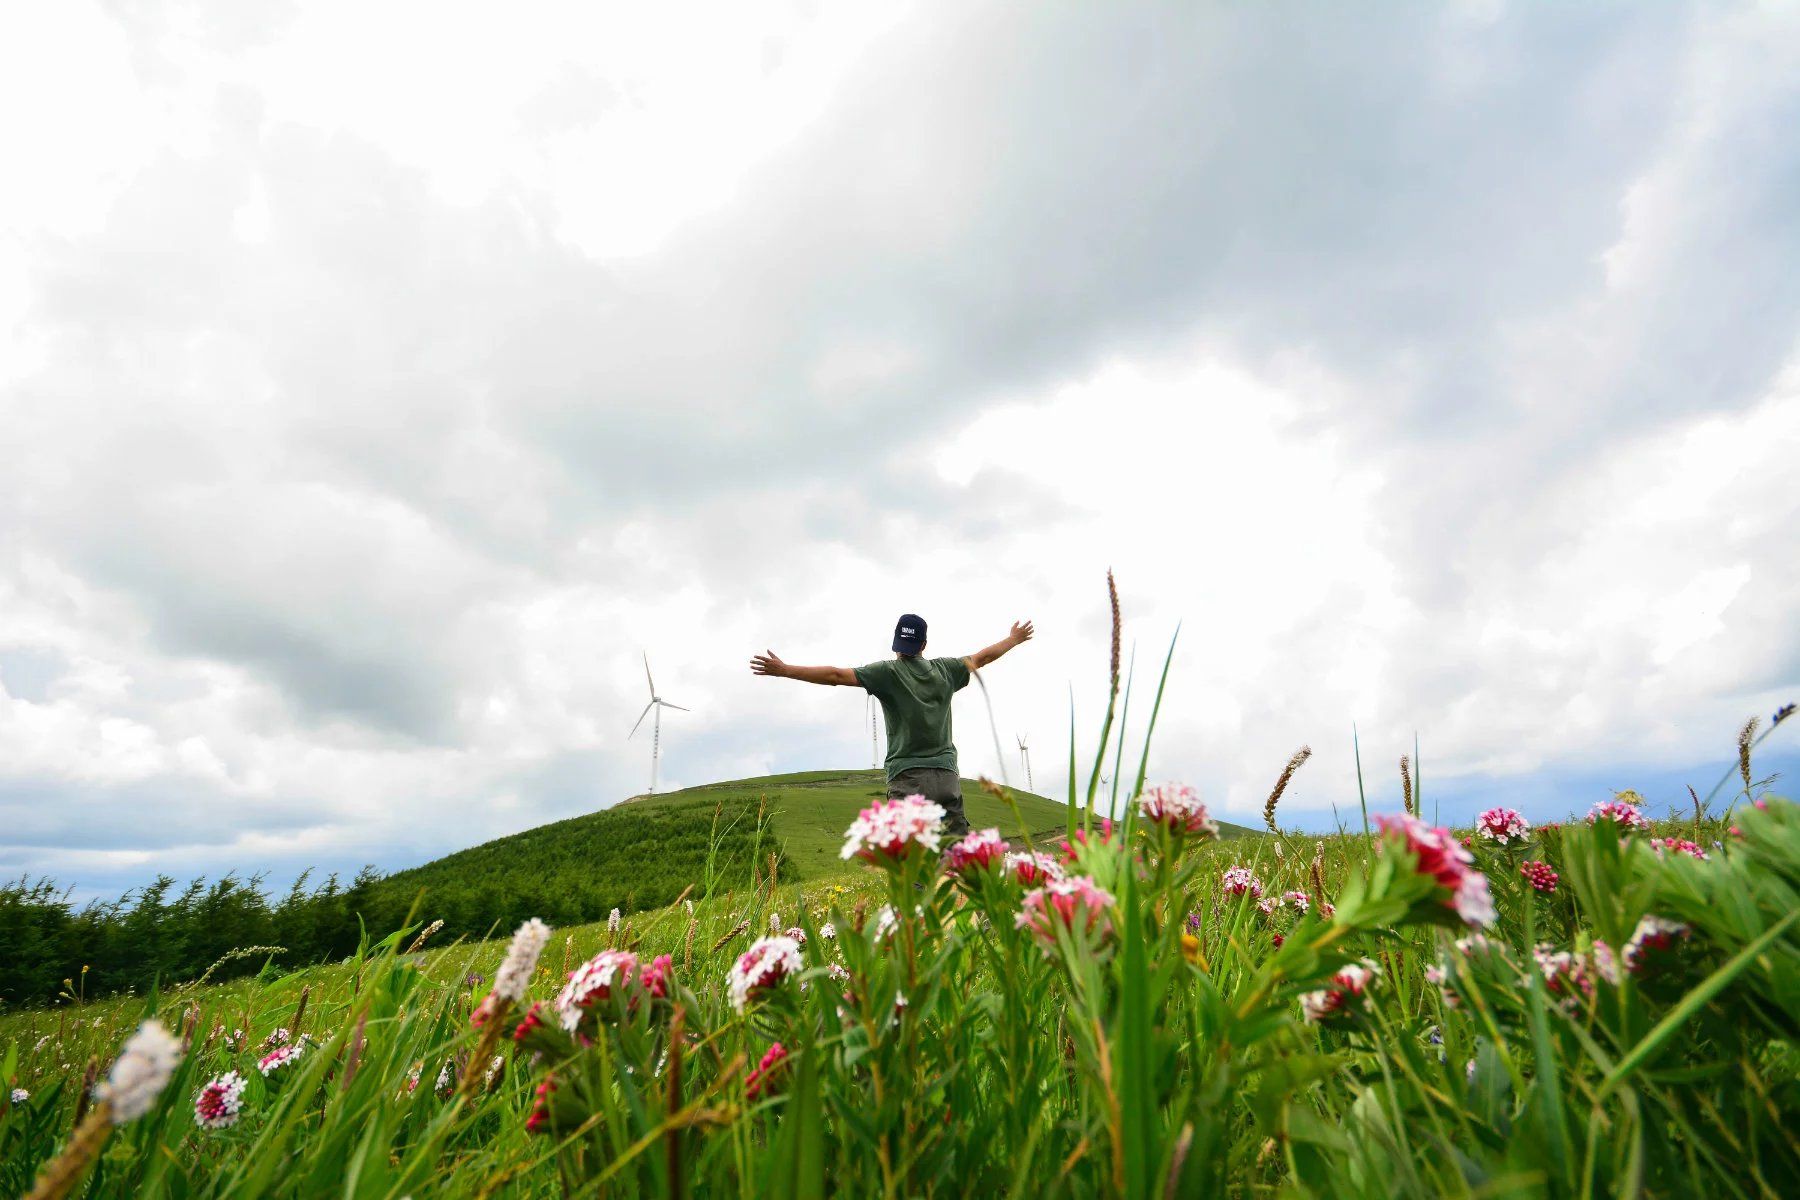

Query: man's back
[855,655,970,777]
[749,615,1032,838]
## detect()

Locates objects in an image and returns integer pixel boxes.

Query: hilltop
[616,769,1076,876]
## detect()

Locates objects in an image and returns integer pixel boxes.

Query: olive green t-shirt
[854,655,972,778]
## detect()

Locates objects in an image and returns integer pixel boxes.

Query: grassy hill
[365,771,1089,949]
[618,769,1079,878]
[0,770,1257,1006]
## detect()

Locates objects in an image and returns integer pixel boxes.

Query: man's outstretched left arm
[750,651,860,687]
[963,620,1034,673]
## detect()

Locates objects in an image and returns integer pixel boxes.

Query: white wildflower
[100,1020,182,1123]
[495,918,552,1003]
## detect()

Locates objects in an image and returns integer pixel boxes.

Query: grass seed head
[1738,716,1759,793]
[1264,746,1312,834]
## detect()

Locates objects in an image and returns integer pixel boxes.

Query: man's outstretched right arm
[750,651,860,687]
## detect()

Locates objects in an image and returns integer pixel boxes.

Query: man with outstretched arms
[749,614,1034,836]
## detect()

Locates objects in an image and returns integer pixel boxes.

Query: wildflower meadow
[3,630,1796,1197]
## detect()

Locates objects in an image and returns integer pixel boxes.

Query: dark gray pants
[888,767,969,836]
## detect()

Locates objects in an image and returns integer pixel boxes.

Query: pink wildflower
[1376,813,1497,928]
[1652,838,1708,861]
[526,1074,556,1135]
[553,950,642,1030]
[1005,851,1065,887]
[1015,876,1116,949]
[1586,800,1650,832]
[640,954,673,1000]
[745,1042,789,1100]
[1534,945,1594,1007]
[944,828,1009,875]
[1475,807,1530,845]
[1301,961,1378,1022]
[727,935,804,1012]
[512,1002,545,1043]
[1135,782,1219,838]
[257,1045,303,1077]
[1281,890,1311,915]
[1624,915,1690,972]
[1058,818,1117,864]
[1520,860,1559,893]
[1220,866,1264,899]
[840,795,946,862]
[193,1071,247,1130]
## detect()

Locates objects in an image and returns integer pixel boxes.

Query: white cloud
[1,1,1797,895]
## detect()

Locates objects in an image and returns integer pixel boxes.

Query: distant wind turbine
[1016,734,1033,793]
[868,694,881,769]
[629,653,689,794]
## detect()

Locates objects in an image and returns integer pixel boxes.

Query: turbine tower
[868,694,880,769]
[1016,734,1033,793]
[629,653,689,794]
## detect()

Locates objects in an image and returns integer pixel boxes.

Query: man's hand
[967,619,1036,672]
[750,654,858,687]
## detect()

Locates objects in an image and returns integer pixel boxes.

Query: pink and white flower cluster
[193,1070,247,1130]
[727,935,804,1012]
[257,1044,304,1077]
[1474,807,1530,845]
[1268,890,1311,916]
[1016,876,1116,950]
[553,950,641,1030]
[1376,813,1497,928]
[840,795,946,862]
[1004,851,1064,887]
[1624,915,1690,972]
[1586,800,1651,831]
[1220,866,1264,899]
[1135,782,1218,837]
[1534,944,1597,1007]
[1301,961,1378,1022]
[1652,838,1708,860]
[944,828,1009,875]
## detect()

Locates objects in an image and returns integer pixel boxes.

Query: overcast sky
[4,1,1797,901]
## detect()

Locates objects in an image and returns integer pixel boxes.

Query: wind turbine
[629,653,689,794]
[867,695,881,769]
[1016,734,1033,793]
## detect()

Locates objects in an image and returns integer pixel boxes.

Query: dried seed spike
[1264,746,1312,834]
[1106,570,1121,694]
[683,918,698,973]
[291,985,310,1037]
[1738,716,1760,794]
[405,920,444,956]
[709,919,750,953]
[1400,755,1414,817]
[1309,841,1327,904]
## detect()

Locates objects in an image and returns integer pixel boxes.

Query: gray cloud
[2,0,1797,894]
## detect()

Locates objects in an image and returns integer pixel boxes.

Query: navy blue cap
[892,613,927,654]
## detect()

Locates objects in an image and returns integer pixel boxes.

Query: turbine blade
[659,701,690,712]
[629,700,654,737]
[643,652,656,699]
